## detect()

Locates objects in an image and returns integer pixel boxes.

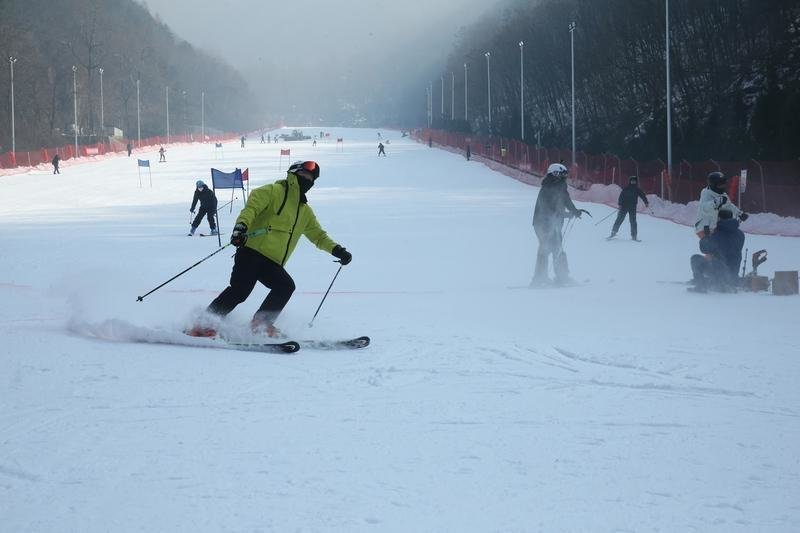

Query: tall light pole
[165,86,170,143]
[9,56,17,155]
[451,72,455,120]
[440,75,444,117]
[665,0,672,199]
[519,41,525,141]
[136,78,141,147]
[485,52,492,132]
[98,67,104,134]
[201,90,205,141]
[569,21,576,168]
[72,65,79,157]
[464,62,468,121]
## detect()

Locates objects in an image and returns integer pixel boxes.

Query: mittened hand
[703,225,711,237]
[739,212,749,221]
[332,245,352,265]
[231,223,248,247]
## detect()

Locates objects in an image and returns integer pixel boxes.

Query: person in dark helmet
[608,176,649,241]
[189,180,218,236]
[694,171,748,238]
[378,142,386,156]
[188,161,353,338]
[52,154,61,174]
[689,209,745,292]
[531,163,589,286]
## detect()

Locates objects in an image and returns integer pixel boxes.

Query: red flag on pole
[241,168,249,181]
[280,149,290,156]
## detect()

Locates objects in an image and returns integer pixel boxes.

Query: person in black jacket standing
[189,180,218,236]
[531,163,588,286]
[609,176,649,241]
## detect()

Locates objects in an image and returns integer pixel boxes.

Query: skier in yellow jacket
[189,161,352,337]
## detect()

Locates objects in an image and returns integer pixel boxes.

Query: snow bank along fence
[414,129,800,219]
[0,132,241,171]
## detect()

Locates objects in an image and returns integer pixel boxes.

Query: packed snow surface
[1,128,799,532]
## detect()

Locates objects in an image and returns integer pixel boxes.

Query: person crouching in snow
[188,161,353,338]
[531,163,589,287]
[689,210,745,292]
[189,180,218,236]
[609,175,649,241]
[694,171,748,238]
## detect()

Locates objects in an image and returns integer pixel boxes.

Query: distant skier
[158,146,166,162]
[428,136,432,148]
[261,134,265,144]
[240,135,246,148]
[378,142,386,156]
[694,171,748,238]
[52,154,60,174]
[608,176,649,241]
[690,209,745,292]
[313,139,317,147]
[531,163,589,286]
[187,161,353,338]
[465,144,471,161]
[188,180,218,236]
[126,142,132,157]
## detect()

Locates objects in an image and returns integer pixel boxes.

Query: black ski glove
[231,223,248,247]
[332,245,352,265]
[703,225,711,237]
[739,212,749,222]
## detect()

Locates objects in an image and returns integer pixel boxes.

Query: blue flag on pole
[211,168,243,189]
[137,159,150,168]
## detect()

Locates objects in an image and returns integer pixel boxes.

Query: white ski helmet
[547,163,568,177]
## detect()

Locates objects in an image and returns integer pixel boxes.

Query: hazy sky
[141,0,501,71]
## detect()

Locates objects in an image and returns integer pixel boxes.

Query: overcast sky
[141,0,501,72]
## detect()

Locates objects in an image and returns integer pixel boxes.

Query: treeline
[0,0,261,152]
[432,0,800,161]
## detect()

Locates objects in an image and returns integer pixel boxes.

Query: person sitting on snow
[694,171,748,238]
[690,210,745,292]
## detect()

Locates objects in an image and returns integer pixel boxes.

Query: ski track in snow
[1,128,799,531]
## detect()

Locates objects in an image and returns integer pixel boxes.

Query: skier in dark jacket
[189,180,218,236]
[690,210,745,292]
[378,142,386,156]
[609,176,649,240]
[531,163,588,286]
[52,154,60,174]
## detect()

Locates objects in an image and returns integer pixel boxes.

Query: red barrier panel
[414,128,800,218]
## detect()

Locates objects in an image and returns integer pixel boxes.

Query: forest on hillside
[0,0,261,152]
[429,0,800,161]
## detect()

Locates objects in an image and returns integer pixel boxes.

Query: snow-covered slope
[1,128,798,532]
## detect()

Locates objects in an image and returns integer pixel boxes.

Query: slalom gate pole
[308,263,344,328]
[594,209,617,226]
[136,228,266,302]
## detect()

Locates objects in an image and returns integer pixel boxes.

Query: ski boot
[210,228,219,236]
[606,232,617,240]
[185,325,217,337]
[251,317,282,338]
[188,226,197,237]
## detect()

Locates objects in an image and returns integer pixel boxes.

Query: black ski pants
[192,208,217,230]
[612,206,638,238]
[208,247,295,324]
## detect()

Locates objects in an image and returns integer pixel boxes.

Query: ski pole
[136,244,231,301]
[136,228,266,302]
[594,209,617,226]
[308,263,344,328]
